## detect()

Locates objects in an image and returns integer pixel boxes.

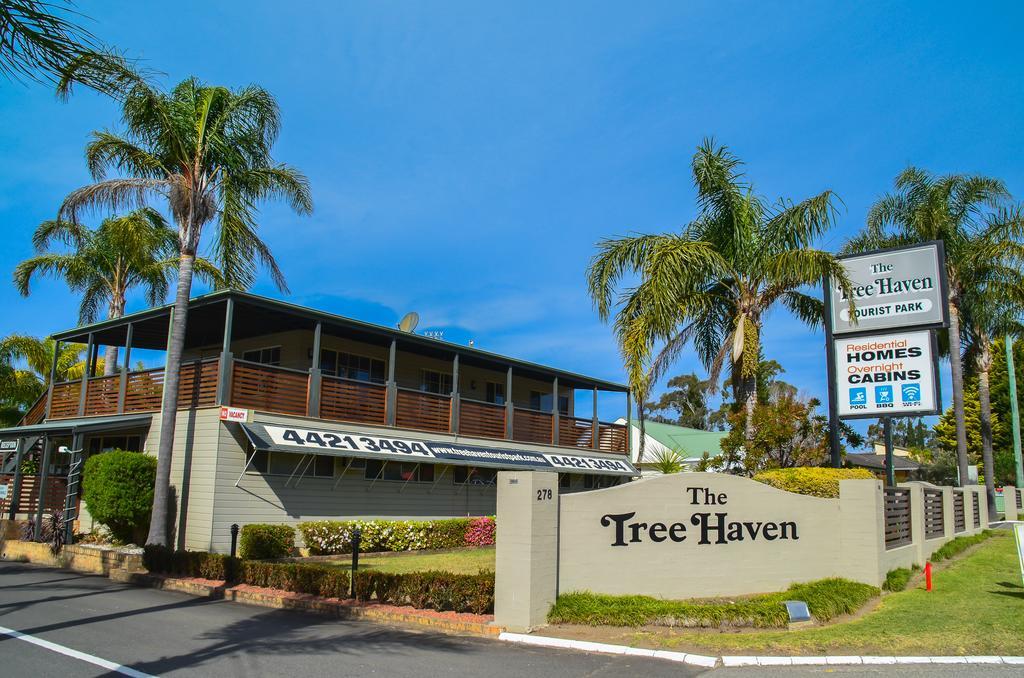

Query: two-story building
[0,291,637,552]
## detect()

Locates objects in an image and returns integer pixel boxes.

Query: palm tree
[588,139,852,446]
[57,70,312,546]
[0,334,85,424]
[14,209,221,375]
[846,168,1016,486]
[958,215,1024,514]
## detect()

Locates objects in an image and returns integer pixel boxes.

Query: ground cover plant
[929,530,994,562]
[548,578,878,628]
[882,566,918,592]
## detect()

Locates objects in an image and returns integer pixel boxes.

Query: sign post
[824,242,948,467]
[1007,337,1024,487]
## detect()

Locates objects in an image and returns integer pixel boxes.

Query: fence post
[230,523,239,558]
[904,483,926,566]
[1004,485,1019,521]
[940,486,955,541]
[838,478,886,587]
[494,471,558,631]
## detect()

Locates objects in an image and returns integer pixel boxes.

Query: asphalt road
[0,561,1019,677]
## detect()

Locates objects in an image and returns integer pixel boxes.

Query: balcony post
[44,339,60,419]
[216,298,235,406]
[625,388,633,458]
[551,377,559,446]
[386,339,397,426]
[505,366,514,439]
[592,386,599,450]
[450,353,460,434]
[308,321,322,418]
[77,333,94,416]
[33,436,53,537]
[117,323,133,414]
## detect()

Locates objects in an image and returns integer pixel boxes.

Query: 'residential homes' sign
[834,329,940,418]
[828,242,948,336]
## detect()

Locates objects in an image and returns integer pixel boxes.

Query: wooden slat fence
[231,360,309,416]
[320,376,387,425]
[973,491,981,528]
[597,421,628,454]
[394,389,451,433]
[883,487,912,549]
[458,399,506,439]
[924,488,945,539]
[0,474,67,516]
[48,381,81,419]
[512,407,552,444]
[559,415,594,448]
[953,489,966,533]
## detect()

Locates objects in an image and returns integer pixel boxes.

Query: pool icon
[849,387,867,405]
[875,385,893,403]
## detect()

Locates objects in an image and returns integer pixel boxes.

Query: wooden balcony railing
[19,392,47,426]
[396,388,451,433]
[459,398,506,439]
[0,474,67,515]
[512,407,553,444]
[40,356,629,455]
[231,360,308,416]
[320,375,386,426]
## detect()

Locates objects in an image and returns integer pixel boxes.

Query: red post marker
[925,562,933,591]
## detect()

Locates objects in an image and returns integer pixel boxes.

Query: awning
[0,414,153,441]
[239,422,639,477]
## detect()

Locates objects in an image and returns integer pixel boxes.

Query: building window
[529,390,569,415]
[242,346,281,366]
[583,475,620,490]
[421,369,453,395]
[453,466,497,485]
[321,349,385,383]
[87,435,143,453]
[485,382,506,405]
[364,460,434,482]
[559,473,571,489]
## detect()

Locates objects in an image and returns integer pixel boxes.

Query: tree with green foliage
[588,139,852,450]
[0,334,84,424]
[846,168,1022,486]
[866,417,935,461]
[81,450,157,544]
[57,67,313,546]
[647,373,712,429]
[14,209,222,375]
[720,391,830,475]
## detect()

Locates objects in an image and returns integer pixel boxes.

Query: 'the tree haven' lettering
[598,486,799,547]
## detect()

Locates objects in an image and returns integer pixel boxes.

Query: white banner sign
[829,242,947,335]
[834,330,939,418]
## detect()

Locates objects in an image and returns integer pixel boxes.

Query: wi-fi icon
[902,384,921,400]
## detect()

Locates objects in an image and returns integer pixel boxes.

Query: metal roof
[846,453,921,471]
[50,290,628,392]
[0,414,153,439]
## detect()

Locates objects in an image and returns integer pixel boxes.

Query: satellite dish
[398,312,420,333]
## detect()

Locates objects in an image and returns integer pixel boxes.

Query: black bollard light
[349,527,362,598]
[230,523,239,558]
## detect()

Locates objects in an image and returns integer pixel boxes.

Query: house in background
[845,443,923,482]
[615,417,727,475]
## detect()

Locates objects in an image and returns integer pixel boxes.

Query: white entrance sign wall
[829,242,947,335]
[492,473,989,630]
[834,329,939,418]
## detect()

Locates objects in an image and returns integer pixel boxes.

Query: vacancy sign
[834,330,939,418]
[219,406,250,422]
[829,242,947,335]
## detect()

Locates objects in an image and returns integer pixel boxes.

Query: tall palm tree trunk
[102,296,127,376]
[146,253,195,546]
[948,302,970,486]
[977,344,997,517]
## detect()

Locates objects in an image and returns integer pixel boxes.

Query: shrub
[883,566,919,592]
[297,517,496,555]
[464,517,496,546]
[930,530,994,562]
[81,450,158,543]
[143,545,241,582]
[548,578,879,628]
[239,523,296,560]
[752,467,876,498]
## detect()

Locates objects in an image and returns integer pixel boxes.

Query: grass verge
[323,546,494,575]
[548,579,878,628]
[546,531,1023,656]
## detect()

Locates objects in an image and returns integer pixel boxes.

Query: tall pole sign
[824,242,949,477]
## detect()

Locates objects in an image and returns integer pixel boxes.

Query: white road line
[0,624,155,678]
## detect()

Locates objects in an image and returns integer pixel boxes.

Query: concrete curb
[497,633,1024,668]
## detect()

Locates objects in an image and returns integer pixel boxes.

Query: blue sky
[1,2,1022,430]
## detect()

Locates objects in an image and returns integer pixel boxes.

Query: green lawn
[323,546,495,575]
[551,531,1024,656]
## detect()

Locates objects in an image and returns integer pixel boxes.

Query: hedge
[297,517,495,555]
[239,524,296,560]
[752,467,876,498]
[548,578,879,628]
[81,450,158,544]
[143,545,493,614]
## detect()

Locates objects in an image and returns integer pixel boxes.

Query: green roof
[629,418,727,458]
